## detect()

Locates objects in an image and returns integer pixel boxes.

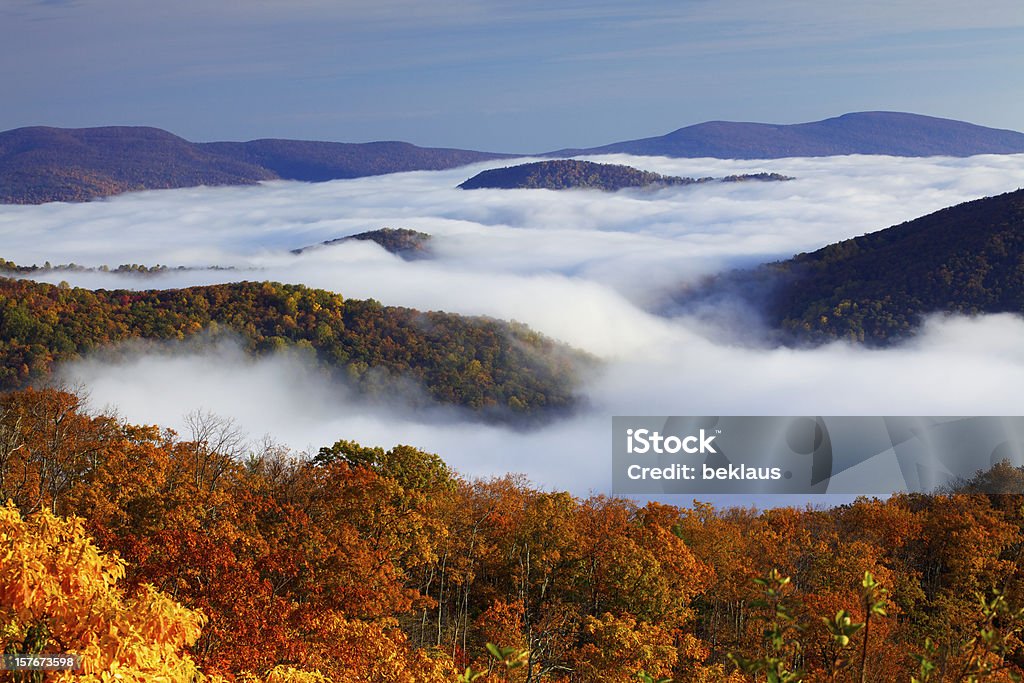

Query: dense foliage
[0,277,587,417]
[3,387,1024,681]
[0,257,209,276]
[763,188,1024,343]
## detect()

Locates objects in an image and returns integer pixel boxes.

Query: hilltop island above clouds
[3,112,1024,204]
[457,159,793,191]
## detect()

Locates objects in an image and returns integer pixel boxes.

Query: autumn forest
[2,386,1024,682]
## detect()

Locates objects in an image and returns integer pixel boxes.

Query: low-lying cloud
[59,313,1024,502]
[6,153,1024,500]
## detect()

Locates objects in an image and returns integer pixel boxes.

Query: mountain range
[2,112,1024,204]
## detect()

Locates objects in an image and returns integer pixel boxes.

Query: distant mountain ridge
[551,112,1024,159]
[0,126,275,204]
[0,126,510,204]
[3,112,1023,204]
[200,138,508,182]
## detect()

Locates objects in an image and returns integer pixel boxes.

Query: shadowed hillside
[765,188,1024,343]
[5,112,1023,203]
[680,188,1024,344]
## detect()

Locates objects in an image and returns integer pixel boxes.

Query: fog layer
[5,153,1024,497]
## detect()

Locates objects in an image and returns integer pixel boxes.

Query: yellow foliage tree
[0,503,211,682]
[572,612,677,680]
[298,614,454,683]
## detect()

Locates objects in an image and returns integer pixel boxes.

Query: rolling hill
[552,112,1024,159]
[765,187,1024,343]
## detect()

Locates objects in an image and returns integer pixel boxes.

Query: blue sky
[2,0,1022,151]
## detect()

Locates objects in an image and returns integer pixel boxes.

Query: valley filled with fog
[4,153,1024,497]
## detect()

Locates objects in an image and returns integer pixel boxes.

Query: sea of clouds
[3,153,1024,502]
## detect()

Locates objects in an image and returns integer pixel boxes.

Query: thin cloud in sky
[2,0,1022,149]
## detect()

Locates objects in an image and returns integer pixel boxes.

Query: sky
[1,0,1023,151]
[4,152,1024,502]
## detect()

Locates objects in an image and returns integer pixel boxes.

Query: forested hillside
[3,387,1024,681]
[765,188,1024,343]
[677,188,1024,345]
[0,277,587,417]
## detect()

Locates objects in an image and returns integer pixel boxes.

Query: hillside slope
[293,228,433,259]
